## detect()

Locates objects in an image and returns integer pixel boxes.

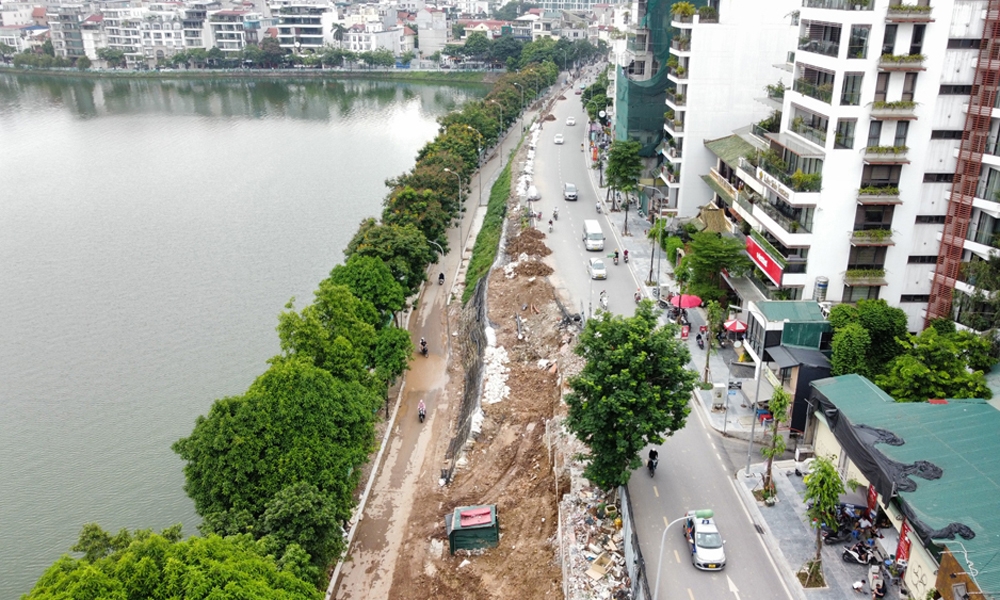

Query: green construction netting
[615,0,705,157]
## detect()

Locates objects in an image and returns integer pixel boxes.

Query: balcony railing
[793,78,833,103]
[802,0,873,10]
[870,100,917,119]
[864,145,909,163]
[670,37,690,51]
[759,159,823,192]
[666,90,686,106]
[669,67,688,79]
[851,229,894,246]
[878,54,926,70]
[791,120,827,146]
[735,190,755,214]
[667,119,685,132]
[857,185,902,204]
[668,146,683,159]
[628,37,648,52]
[798,38,840,58]
[709,168,737,199]
[750,229,789,267]
[967,228,1000,247]
[886,4,934,22]
[756,200,811,233]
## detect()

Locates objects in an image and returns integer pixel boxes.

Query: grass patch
[797,560,825,588]
[462,150,514,303]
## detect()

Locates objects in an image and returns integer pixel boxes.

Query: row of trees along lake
[20,50,573,597]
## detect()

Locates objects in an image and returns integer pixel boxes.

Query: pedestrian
[852,579,866,593]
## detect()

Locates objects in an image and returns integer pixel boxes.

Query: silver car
[563,182,578,201]
[684,510,726,570]
[588,257,607,280]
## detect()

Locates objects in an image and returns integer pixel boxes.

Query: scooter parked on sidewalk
[599,290,609,311]
[842,542,876,565]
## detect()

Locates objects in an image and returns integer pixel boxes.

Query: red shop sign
[896,518,912,562]
[746,237,784,286]
[867,484,878,516]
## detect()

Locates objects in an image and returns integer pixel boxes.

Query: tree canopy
[327,254,406,329]
[827,300,908,377]
[677,232,751,303]
[25,525,321,600]
[875,327,992,402]
[173,358,377,570]
[565,302,698,489]
[802,456,845,583]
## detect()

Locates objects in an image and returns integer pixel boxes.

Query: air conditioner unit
[818,302,832,318]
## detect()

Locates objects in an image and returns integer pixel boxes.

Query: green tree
[260,482,343,574]
[678,232,751,302]
[172,358,377,560]
[830,322,871,377]
[75,55,92,70]
[0,43,15,62]
[96,48,125,68]
[761,387,792,496]
[374,326,413,388]
[261,37,285,67]
[382,186,451,256]
[41,39,54,57]
[463,32,490,60]
[490,35,523,65]
[25,526,321,599]
[399,50,416,65]
[345,219,435,296]
[452,22,466,40]
[952,328,996,372]
[605,139,642,232]
[802,456,845,586]
[328,254,406,327]
[828,300,908,377]
[875,327,992,402]
[702,300,725,383]
[565,302,698,489]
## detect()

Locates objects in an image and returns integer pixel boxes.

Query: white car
[684,510,726,571]
[566,116,576,126]
[563,182,578,201]
[527,185,541,200]
[554,134,565,144]
[587,257,607,280]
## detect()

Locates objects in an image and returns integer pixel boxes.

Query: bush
[463,156,511,301]
[665,236,684,264]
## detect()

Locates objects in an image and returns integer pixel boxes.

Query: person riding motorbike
[599,290,608,310]
[438,272,445,285]
[634,288,642,304]
[419,337,427,356]
[596,202,601,214]
[553,207,559,220]
[548,219,554,232]
[417,399,427,422]
[613,249,619,265]
[648,449,659,476]
[623,249,629,263]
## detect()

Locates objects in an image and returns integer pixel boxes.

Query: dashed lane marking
[653,486,659,498]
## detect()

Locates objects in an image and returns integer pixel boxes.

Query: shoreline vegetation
[21,59,560,600]
[0,64,499,85]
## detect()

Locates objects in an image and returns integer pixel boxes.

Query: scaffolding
[927,0,1000,325]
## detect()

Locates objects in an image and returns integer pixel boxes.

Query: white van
[583,219,605,251]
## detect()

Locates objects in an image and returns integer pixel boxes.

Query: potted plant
[671,1,696,20]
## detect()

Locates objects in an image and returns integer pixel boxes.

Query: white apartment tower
[701,0,1000,331]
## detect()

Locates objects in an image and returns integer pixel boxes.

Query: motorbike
[623,252,629,264]
[696,334,705,350]
[842,542,876,565]
[419,341,428,357]
[822,526,854,545]
[553,208,559,221]
[612,254,619,265]
[634,289,642,304]
[418,405,426,423]
[438,273,445,285]
[596,202,602,214]
[599,291,609,311]
[647,458,658,477]
[548,220,553,233]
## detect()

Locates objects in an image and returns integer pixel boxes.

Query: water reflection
[0,73,487,121]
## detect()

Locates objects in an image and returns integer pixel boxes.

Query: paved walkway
[587,164,898,600]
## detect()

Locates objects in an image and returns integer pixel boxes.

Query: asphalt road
[535,76,794,600]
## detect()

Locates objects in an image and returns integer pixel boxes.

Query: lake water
[0,73,486,598]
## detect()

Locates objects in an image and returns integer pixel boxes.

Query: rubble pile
[482,327,511,406]
[561,488,632,600]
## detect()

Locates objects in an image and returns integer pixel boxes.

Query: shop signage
[867,484,878,516]
[757,167,792,201]
[896,518,912,562]
[746,237,784,286]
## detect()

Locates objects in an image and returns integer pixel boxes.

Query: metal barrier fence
[619,485,653,600]
[442,276,489,483]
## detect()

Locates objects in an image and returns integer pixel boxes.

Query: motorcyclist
[613,249,620,264]
[419,337,427,354]
[418,399,426,415]
[623,249,629,263]
[648,448,659,470]
[548,219,554,229]
[553,207,559,220]
[438,272,445,284]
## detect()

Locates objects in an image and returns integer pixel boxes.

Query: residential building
[806,374,1000,600]
[700,0,999,331]
[208,9,254,53]
[1,2,33,27]
[80,14,106,59]
[275,3,336,53]
[182,2,219,50]
[48,4,87,59]
[413,6,448,56]
[141,4,185,62]
[100,0,145,68]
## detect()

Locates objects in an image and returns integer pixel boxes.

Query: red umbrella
[723,318,748,333]
[670,294,702,309]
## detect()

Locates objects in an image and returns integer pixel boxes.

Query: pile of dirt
[545,113,558,121]
[507,228,552,259]
[386,143,569,599]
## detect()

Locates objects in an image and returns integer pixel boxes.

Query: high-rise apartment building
[700,0,1000,331]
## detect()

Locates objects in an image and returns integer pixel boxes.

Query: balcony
[670,36,690,52]
[665,89,686,107]
[667,145,683,160]
[759,159,823,193]
[665,119,685,135]
[791,119,827,146]
[798,37,840,58]
[850,228,895,246]
[793,78,833,104]
[857,186,902,205]
[627,37,648,53]
[756,199,812,234]
[864,145,910,164]
[878,54,926,71]
[707,169,737,203]
[886,4,934,22]
[668,66,688,80]
[844,269,888,286]
[801,0,874,10]
[869,100,917,120]
[735,190,756,216]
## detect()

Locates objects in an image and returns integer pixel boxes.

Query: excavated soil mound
[514,261,554,277]
[507,228,552,258]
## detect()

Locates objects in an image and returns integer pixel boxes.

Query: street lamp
[652,510,714,600]
[487,99,503,159]
[512,81,524,131]
[443,168,463,251]
[730,305,767,477]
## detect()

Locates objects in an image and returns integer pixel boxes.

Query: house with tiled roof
[457,19,509,40]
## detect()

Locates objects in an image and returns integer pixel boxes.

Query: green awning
[705,134,756,170]
[701,174,735,206]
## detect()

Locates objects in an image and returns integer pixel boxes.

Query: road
[533,77,793,600]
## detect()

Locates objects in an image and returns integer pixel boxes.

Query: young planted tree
[605,139,642,234]
[802,455,845,587]
[565,302,698,489]
[761,387,792,496]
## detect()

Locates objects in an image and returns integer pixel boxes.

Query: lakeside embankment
[0,65,500,85]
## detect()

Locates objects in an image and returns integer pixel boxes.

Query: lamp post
[512,82,524,131]
[731,306,766,478]
[652,510,714,600]
[487,99,503,159]
[443,168,463,252]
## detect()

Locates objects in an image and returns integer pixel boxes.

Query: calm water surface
[0,73,485,598]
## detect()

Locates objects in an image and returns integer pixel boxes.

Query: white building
[275,3,336,53]
[413,6,448,56]
[48,4,87,59]
[1,2,34,27]
[182,2,219,50]
[141,3,185,62]
[99,0,144,68]
[700,0,999,332]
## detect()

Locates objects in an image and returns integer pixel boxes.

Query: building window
[848,25,869,59]
[862,164,902,187]
[948,38,981,49]
[915,215,947,224]
[910,24,925,55]
[841,73,863,105]
[908,256,937,263]
[849,246,887,270]
[902,72,918,102]
[940,84,973,95]
[874,72,890,103]
[867,121,883,147]
[923,173,955,183]
[843,285,881,302]
[835,119,856,149]
[894,121,909,147]
[900,294,931,302]
[931,130,963,140]
[881,24,897,55]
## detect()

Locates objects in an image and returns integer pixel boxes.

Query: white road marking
[726,476,795,600]
[654,486,659,498]
[688,588,696,600]
[674,549,681,563]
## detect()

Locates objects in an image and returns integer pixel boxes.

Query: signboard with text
[867,484,878,516]
[746,237,784,286]
[756,166,792,201]
[896,518,912,562]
